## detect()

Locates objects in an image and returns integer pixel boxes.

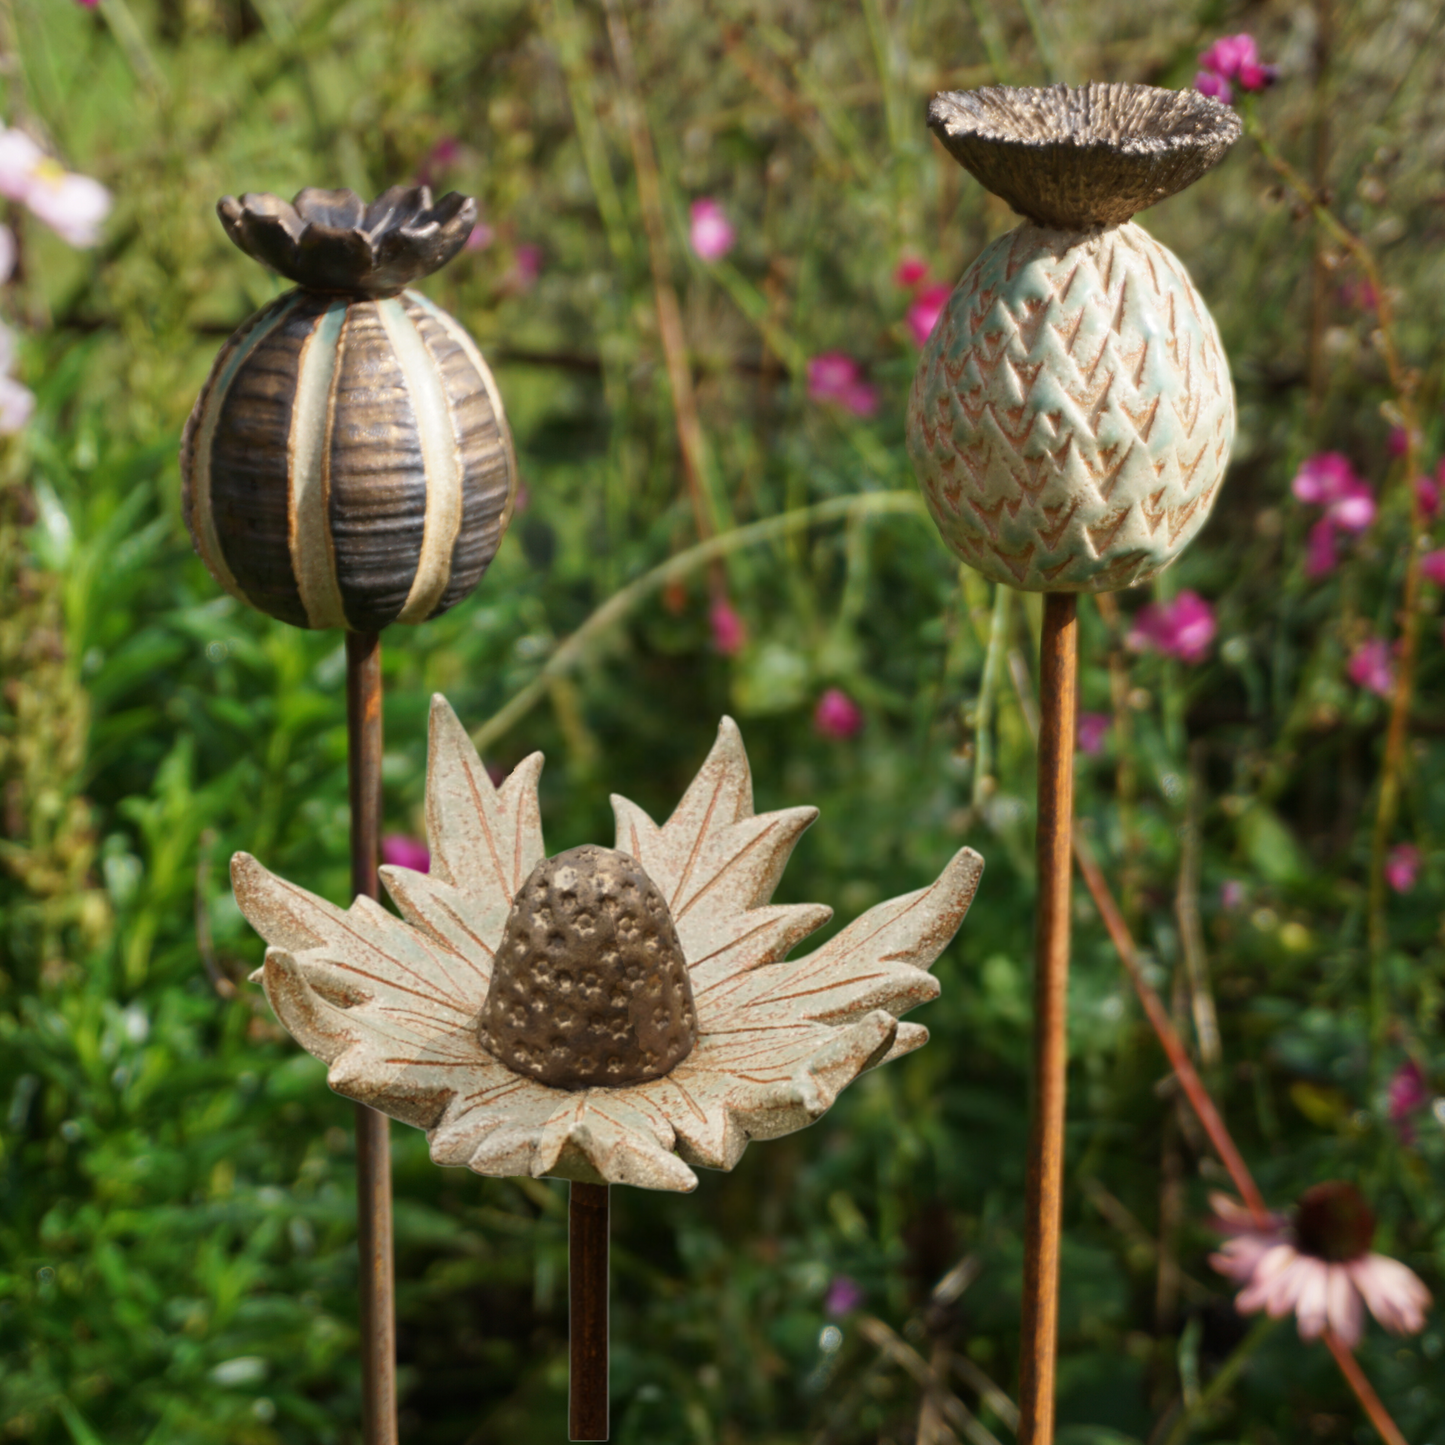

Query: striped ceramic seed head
[181,186,517,632]
[908,85,1240,592]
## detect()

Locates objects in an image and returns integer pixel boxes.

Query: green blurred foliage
[1,0,1444,1442]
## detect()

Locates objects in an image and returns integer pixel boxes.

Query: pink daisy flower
[1210,1184,1431,1347]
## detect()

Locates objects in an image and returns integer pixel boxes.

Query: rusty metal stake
[1017,593,1077,1445]
[569,1182,610,1441]
[346,631,397,1445]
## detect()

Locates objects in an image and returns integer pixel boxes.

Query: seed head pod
[908,84,1240,592]
[181,186,517,631]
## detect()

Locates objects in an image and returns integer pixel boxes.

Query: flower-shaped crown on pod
[232,700,983,1192]
[218,185,477,295]
[928,82,1241,230]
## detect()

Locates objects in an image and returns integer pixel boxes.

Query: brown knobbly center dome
[928,82,1242,230]
[481,845,697,1089]
[1294,1181,1376,1263]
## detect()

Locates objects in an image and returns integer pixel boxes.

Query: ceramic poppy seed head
[928,82,1241,231]
[218,185,477,296]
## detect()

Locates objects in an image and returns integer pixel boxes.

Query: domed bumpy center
[480,845,698,1089]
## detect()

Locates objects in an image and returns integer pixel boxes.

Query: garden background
[3,0,1445,1441]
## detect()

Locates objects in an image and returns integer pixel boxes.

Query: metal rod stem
[346,631,397,1445]
[569,1182,610,1441]
[1017,592,1077,1445]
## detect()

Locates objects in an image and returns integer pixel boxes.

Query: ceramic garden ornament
[232,699,983,1191]
[908,83,1241,592]
[181,186,516,633]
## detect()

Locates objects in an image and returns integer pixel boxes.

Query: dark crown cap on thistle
[217,185,478,295]
[928,82,1242,231]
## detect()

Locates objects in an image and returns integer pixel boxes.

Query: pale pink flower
[1210,1184,1431,1347]
[24,166,110,247]
[464,222,494,252]
[1385,843,1421,894]
[709,597,747,656]
[0,129,43,199]
[825,1275,865,1317]
[0,374,34,433]
[906,282,951,349]
[807,352,878,418]
[894,255,928,289]
[1347,637,1393,697]
[1291,453,1374,531]
[688,198,735,263]
[814,688,863,740]
[1220,879,1246,911]
[1388,1060,1430,1144]
[380,835,430,873]
[1077,712,1111,755]
[1127,591,1216,664]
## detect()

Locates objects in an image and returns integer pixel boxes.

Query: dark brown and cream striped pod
[181,185,517,632]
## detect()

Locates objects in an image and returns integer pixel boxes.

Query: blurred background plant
[1,1,1443,1442]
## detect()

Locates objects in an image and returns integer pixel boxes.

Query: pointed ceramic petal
[702,846,983,1029]
[424,695,545,923]
[535,1093,697,1192]
[234,852,482,1027]
[870,1021,930,1068]
[612,1069,748,1172]
[379,865,501,994]
[427,1071,560,1167]
[683,902,834,993]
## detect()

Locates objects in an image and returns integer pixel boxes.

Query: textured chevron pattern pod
[907,220,1234,593]
[181,287,516,632]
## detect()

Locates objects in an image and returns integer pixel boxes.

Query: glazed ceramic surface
[907,219,1234,592]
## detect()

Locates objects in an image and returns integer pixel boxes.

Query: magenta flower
[1196,34,1277,106]
[906,282,952,349]
[1210,1185,1431,1347]
[814,688,864,740]
[1388,1061,1431,1144]
[1292,453,1375,576]
[1385,843,1421,894]
[825,1275,865,1317]
[1077,712,1111,755]
[1417,470,1441,521]
[1347,637,1393,698]
[1387,427,1409,459]
[380,835,430,873]
[464,222,494,252]
[807,353,878,418]
[1339,278,1379,311]
[709,596,747,656]
[1127,591,1217,664]
[689,198,735,263]
[894,255,928,289]
[1304,519,1338,580]
[1421,550,1445,587]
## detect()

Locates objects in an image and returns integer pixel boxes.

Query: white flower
[233,701,983,1192]
[24,167,111,248]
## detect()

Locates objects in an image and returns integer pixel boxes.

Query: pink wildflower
[1210,1184,1431,1347]
[0,129,42,201]
[0,224,14,285]
[1388,1061,1431,1144]
[825,1275,865,1317]
[1385,843,1421,894]
[1076,712,1111,755]
[1292,453,1375,575]
[814,688,864,740]
[1339,278,1379,311]
[380,835,430,873]
[464,222,494,252]
[0,374,34,434]
[906,282,951,349]
[1420,550,1445,587]
[689,198,735,263]
[709,596,747,656]
[1126,591,1217,665]
[500,243,541,294]
[894,255,928,289]
[1196,34,1277,107]
[1387,427,1409,459]
[1418,471,1441,520]
[1305,518,1337,580]
[807,352,878,418]
[1347,637,1393,698]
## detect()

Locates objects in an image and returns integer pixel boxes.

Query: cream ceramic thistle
[233,699,983,1192]
[908,83,1241,592]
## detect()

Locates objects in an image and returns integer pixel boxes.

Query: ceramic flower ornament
[233,699,983,1192]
